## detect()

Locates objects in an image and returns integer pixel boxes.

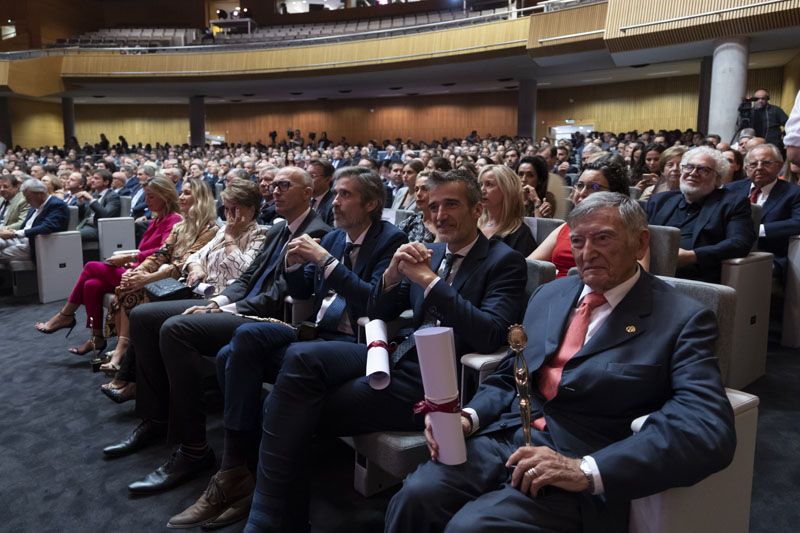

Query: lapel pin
[625,325,636,334]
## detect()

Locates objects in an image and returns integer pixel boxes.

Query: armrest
[721,251,773,266]
[460,347,508,374]
[630,388,759,434]
[284,295,314,325]
[112,249,138,256]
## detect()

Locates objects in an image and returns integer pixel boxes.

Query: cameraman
[739,88,789,149]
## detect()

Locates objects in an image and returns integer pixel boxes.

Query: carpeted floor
[0,293,797,532]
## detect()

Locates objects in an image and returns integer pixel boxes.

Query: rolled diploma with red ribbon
[365,319,391,390]
[414,326,466,465]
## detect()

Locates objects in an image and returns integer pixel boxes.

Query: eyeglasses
[574,182,608,192]
[269,180,294,192]
[745,160,778,170]
[680,164,716,177]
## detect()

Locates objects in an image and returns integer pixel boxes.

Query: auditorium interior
[1,0,799,531]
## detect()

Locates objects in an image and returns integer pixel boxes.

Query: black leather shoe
[102,420,166,458]
[128,448,216,495]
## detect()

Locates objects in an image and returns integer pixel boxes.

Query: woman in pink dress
[34,176,182,354]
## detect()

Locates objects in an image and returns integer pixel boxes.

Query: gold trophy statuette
[508,324,532,446]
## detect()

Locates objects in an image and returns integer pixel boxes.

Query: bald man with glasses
[646,146,755,283]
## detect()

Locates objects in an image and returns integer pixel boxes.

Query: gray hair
[140,164,156,177]
[745,143,783,164]
[21,178,48,194]
[681,146,729,179]
[228,168,249,180]
[566,192,647,243]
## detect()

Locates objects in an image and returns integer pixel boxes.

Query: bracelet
[318,254,336,269]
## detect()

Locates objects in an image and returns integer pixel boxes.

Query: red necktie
[533,292,607,430]
[749,187,761,204]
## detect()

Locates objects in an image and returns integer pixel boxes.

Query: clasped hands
[0,228,14,240]
[383,242,437,288]
[423,414,588,498]
[285,234,327,267]
[119,269,151,293]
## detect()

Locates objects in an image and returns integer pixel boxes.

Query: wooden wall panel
[33,0,103,45]
[74,104,190,146]
[206,93,518,145]
[7,56,64,97]
[9,97,62,148]
[101,0,205,29]
[536,76,700,138]
[605,0,800,53]
[782,52,800,110]
[60,18,530,78]
[748,67,784,107]
[527,2,607,57]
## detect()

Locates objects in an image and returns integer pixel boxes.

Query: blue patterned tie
[245,226,290,298]
[317,242,359,332]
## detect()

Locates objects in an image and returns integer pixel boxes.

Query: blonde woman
[477,164,537,256]
[35,176,182,353]
[100,178,217,375]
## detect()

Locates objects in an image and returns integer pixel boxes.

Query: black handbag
[144,277,194,301]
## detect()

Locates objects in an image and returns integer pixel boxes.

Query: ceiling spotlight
[216,9,228,19]
[242,7,249,13]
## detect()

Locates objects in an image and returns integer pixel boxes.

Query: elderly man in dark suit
[726,144,800,281]
[168,166,407,529]
[244,168,527,532]
[0,178,68,260]
[387,192,736,533]
[75,168,121,243]
[102,167,331,492]
[647,146,755,283]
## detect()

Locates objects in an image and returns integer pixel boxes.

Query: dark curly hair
[582,154,630,195]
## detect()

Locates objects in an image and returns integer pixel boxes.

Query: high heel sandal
[68,337,107,356]
[35,311,77,337]
[100,360,121,376]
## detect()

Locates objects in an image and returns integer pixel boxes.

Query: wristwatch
[579,458,595,494]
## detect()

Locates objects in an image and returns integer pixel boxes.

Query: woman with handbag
[34,176,182,352]
[100,177,218,374]
[101,178,267,402]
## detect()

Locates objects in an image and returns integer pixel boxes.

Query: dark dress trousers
[386,271,736,533]
[726,178,800,279]
[215,221,407,434]
[131,211,330,445]
[245,233,527,532]
[646,188,755,283]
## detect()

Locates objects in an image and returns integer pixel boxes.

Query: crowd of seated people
[2,118,800,531]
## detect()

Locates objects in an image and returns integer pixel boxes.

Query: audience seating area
[50,27,199,49]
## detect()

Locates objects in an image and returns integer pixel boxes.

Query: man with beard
[646,146,755,283]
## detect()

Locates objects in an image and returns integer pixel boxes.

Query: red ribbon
[368,340,389,351]
[413,397,461,415]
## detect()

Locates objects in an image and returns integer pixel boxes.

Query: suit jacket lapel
[352,223,379,277]
[536,280,582,369]
[450,232,488,293]
[760,179,784,220]
[691,190,722,248]
[571,272,652,362]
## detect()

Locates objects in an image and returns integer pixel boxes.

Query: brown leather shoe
[201,491,254,530]
[167,466,255,529]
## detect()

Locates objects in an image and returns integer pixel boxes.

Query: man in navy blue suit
[167,166,407,529]
[387,192,736,533]
[0,178,68,260]
[727,144,800,281]
[647,146,755,283]
[243,169,527,532]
